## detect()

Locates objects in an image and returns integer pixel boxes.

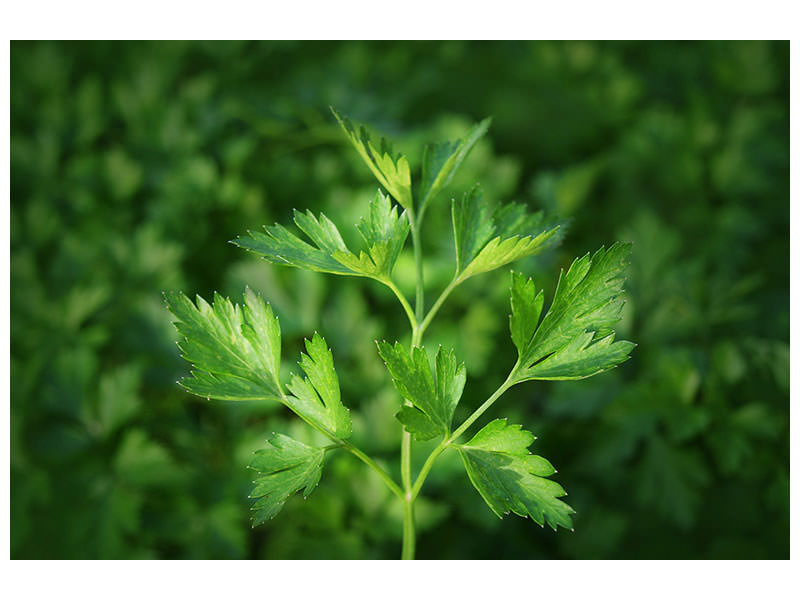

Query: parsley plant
[166,110,635,559]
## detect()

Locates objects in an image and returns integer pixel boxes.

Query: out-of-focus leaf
[95,364,141,435]
[635,435,710,529]
[114,430,181,487]
[419,117,491,213]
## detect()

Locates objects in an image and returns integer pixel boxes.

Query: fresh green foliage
[232,191,409,281]
[248,433,326,526]
[332,192,410,278]
[332,108,413,212]
[167,107,633,556]
[167,289,352,443]
[510,243,636,382]
[286,333,352,439]
[419,118,491,213]
[233,212,354,276]
[377,342,466,441]
[458,419,574,530]
[165,288,282,401]
[452,186,562,281]
[13,41,787,561]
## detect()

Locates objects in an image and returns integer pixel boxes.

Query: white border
[3,2,796,598]
[1,1,797,40]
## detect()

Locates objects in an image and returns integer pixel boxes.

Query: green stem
[418,275,460,338]
[278,392,404,501]
[409,220,425,324]
[401,425,413,496]
[340,440,404,500]
[399,213,426,560]
[401,496,415,559]
[410,439,448,500]
[383,279,418,332]
[450,369,518,441]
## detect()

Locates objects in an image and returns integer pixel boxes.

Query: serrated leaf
[248,433,325,526]
[286,333,351,439]
[232,217,355,276]
[452,186,495,273]
[510,271,544,356]
[452,186,561,281]
[165,288,282,401]
[458,419,573,530]
[377,342,465,441]
[232,192,408,281]
[332,108,413,211]
[523,331,636,380]
[511,243,635,382]
[332,191,410,278]
[419,117,491,213]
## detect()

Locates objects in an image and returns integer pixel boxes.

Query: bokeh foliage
[10,40,788,559]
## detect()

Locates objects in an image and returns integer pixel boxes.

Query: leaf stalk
[410,366,519,501]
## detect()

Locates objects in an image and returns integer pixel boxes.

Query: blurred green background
[10,41,788,559]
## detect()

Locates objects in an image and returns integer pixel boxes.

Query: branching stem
[410,367,519,501]
[340,440,404,500]
[418,275,460,338]
[384,279,417,332]
[278,391,404,501]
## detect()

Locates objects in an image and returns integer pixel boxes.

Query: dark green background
[10,41,789,559]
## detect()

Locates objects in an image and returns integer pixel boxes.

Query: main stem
[410,221,424,326]
[401,216,425,560]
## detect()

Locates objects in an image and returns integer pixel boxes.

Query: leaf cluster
[166,108,634,538]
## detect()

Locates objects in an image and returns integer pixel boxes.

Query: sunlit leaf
[232,191,408,281]
[458,419,574,530]
[332,108,413,211]
[511,243,635,382]
[286,333,352,439]
[165,288,282,401]
[248,433,325,526]
[377,342,465,441]
[452,186,561,281]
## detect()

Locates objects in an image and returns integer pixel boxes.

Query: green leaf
[509,271,544,356]
[114,429,182,487]
[331,108,413,212]
[377,342,465,441]
[452,186,561,281]
[286,333,352,439]
[165,288,283,401]
[331,191,410,278]
[419,117,491,213]
[232,192,408,281]
[511,243,635,382]
[248,433,325,526]
[232,212,355,276]
[458,419,574,530]
[635,435,710,529]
